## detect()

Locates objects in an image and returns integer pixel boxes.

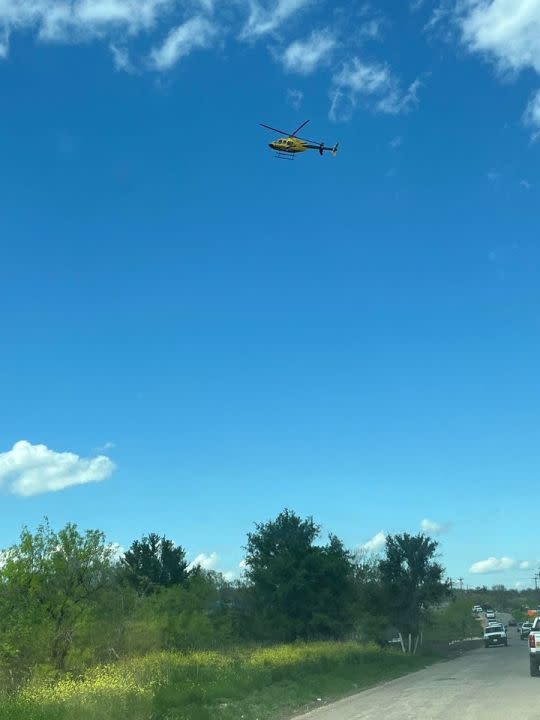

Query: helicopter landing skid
[274,151,295,160]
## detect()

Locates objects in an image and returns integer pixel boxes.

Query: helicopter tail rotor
[332,142,339,156]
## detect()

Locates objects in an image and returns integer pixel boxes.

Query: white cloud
[187,551,220,572]
[0,1,221,68]
[0,0,176,46]
[360,531,386,554]
[280,29,336,75]
[420,518,451,535]
[520,560,531,570]
[241,0,312,40]
[0,440,115,497]
[458,0,540,76]
[330,57,421,121]
[523,89,540,140]
[108,542,125,561]
[187,551,239,581]
[239,558,248,569]
[469,556,517,574]
[287,88,303,110]
[456,3,540,139]
[149,16,217,70]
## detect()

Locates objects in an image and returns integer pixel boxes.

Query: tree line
[0,509,450,688]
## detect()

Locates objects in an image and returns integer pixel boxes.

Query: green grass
[0,643,439,720]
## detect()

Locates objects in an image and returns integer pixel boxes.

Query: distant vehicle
[472,604,483,615]
[528,618,540,675]
[521,622,533,640]
[484,624,507,648]
[508,618,517,626]
[486,610,496,620]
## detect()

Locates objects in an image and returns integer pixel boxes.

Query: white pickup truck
[527,617,540,675]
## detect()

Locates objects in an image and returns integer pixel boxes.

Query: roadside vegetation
[0,510,485,719]
[425,598,484,646]
[0,643,437,720]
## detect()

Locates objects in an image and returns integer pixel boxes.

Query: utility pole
[458,577,464,591]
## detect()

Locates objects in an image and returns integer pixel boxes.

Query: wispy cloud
[523,89,540,141]
[280,29,336,75]
[240,0,313,40]
[111,44,134,73]
[520,178,532,190]
[287,88,304,110]
[0,440,115,497]
[420,518,451,535]
[390,135,402,149]
[149,16,218,70]
[0,27,8,58]
[358,17,383,41]
[329,57,421,121]
[424,2,453,33]
[360,531,386,554]
[97,441,116,452]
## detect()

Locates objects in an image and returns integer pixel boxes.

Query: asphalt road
[295,613,537,720]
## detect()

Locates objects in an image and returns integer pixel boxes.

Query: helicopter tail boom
[304,142,339,156]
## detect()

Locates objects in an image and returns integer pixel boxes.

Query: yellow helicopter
[260,120,339,158]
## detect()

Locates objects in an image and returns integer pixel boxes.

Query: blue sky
[1,0,540,588]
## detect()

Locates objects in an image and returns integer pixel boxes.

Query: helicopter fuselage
[268,137,308,153]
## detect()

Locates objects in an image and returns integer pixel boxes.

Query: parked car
[528,618,540,675]
[521,622,533,640]
[484,623,508,648]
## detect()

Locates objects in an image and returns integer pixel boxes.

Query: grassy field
[0,643,438,720]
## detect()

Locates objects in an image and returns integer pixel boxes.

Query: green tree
[244,509,356,641]
[378,533,450,652]
[123,533,188,595]
[0,519,114,673]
